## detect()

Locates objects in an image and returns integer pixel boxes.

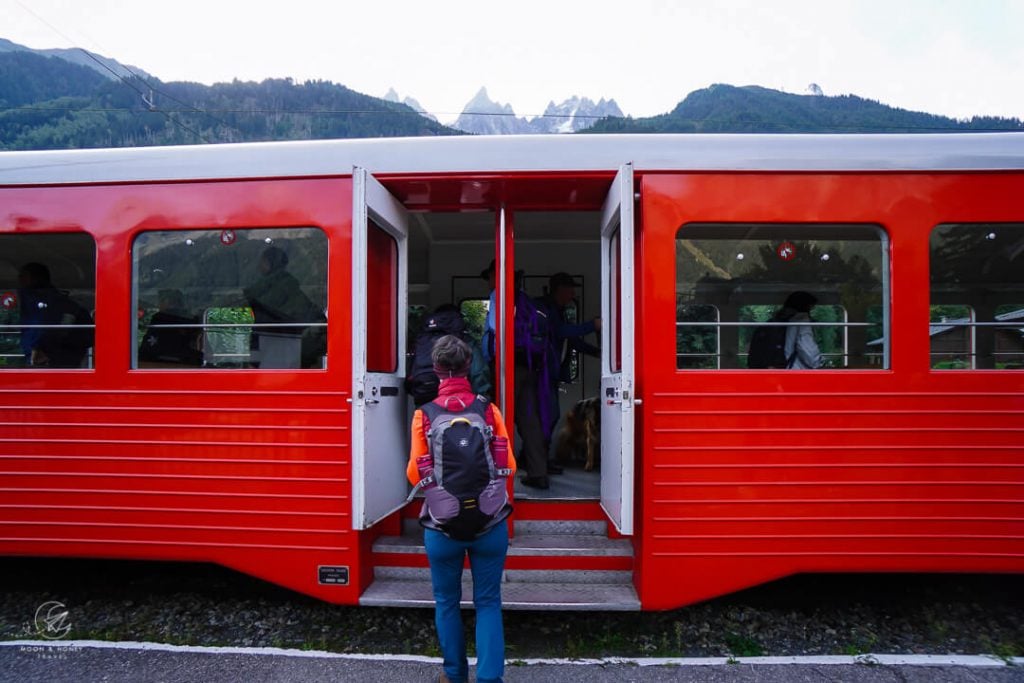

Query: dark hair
[784,291,818,313]
[19,262,52,287]
[261,246,289,272]
[431,334,472,377]
[158,288,185,309]
[548,272,580,293]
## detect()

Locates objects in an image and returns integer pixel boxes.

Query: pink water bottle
[416,454,436,488]
[491,436,509,469]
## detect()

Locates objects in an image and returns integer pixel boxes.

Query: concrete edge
[1,640,1020,667]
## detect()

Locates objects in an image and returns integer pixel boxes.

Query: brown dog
[555,397,601,471]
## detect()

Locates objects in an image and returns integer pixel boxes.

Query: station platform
[2,641,1022,683]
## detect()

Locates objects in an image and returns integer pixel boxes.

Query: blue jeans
[423,521,508,683]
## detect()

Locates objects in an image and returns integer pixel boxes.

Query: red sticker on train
[777,242,796,261]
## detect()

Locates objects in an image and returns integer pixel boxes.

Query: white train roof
[0,133,1022,185]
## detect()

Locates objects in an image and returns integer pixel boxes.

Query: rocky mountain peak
[532,95,625,134]
[382,87,438,122]
[454,87,532,135]
[453,89,626,135]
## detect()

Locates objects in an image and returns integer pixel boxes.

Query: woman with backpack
[406,334,516,683]
[781,291,824,369]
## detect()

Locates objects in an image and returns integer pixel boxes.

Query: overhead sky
[4,0,1022,125]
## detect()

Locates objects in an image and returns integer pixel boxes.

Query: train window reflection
[930,224,1024,370]
[132,228,328,369]
[675,223,889,369]
[0,233,96,369]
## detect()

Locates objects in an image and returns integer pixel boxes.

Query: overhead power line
[4,105,1022,134]
[2,105,619,119]
[8,1,1022,139]
[11,0,213,144]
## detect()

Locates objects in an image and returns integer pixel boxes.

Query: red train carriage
[0,134,1022,610]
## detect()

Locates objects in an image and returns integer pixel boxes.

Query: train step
[361,518,640,610]
[376,517,631,557]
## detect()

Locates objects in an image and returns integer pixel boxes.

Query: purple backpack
[513,290,550,363]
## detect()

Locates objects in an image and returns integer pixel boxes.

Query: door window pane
[930,224,1024,370]
[0,233,95,369]
[609,230,622,373]
[675,224,888,369]
[132,228,327,369]
[366,221,398,373]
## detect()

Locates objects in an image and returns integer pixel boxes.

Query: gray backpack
[408,395,512,540]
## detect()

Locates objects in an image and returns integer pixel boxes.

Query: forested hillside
[4,45,1023,150]
[586,84,1024,134]
[0,50,456,150]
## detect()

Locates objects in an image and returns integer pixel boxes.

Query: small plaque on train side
[318,566,349,585]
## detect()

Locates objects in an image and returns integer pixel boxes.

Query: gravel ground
[1,558,1022,660]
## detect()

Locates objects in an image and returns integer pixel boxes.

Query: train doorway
[510,210,603,502]
[352,168,636,536]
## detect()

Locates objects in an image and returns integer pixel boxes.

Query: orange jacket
[407,403,516,485]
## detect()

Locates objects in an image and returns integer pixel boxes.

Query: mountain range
[0,37,153,81]
[586,83,1023,134]
[451,87,624,135]
[1,36,1021,151]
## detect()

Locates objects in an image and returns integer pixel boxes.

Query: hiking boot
[521,475,550,489]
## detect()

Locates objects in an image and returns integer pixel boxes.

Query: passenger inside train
[405,210,604,501]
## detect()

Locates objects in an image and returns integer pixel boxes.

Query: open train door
[600,164,636,535]
[351,167,409,530]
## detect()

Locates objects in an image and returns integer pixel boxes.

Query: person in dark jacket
[243,247,325,368]
[406,304,492,406]
[140,289,201,366]
[17,262,93,368]
[534,272,601,458]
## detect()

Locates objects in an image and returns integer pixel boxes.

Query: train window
[561,297,583,382]
[459,298,489,347]
[930,224,1024,370]
[132,228,327,369]
[0,233,96,369]
[675,224,888,369]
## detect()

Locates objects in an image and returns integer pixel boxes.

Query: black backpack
[405,308,466,405]
[747,311,797,369]
[410,396,512,541]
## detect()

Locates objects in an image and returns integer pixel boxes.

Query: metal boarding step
[360,518,640,610]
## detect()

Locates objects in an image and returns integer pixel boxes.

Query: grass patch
[724,632,763,657]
